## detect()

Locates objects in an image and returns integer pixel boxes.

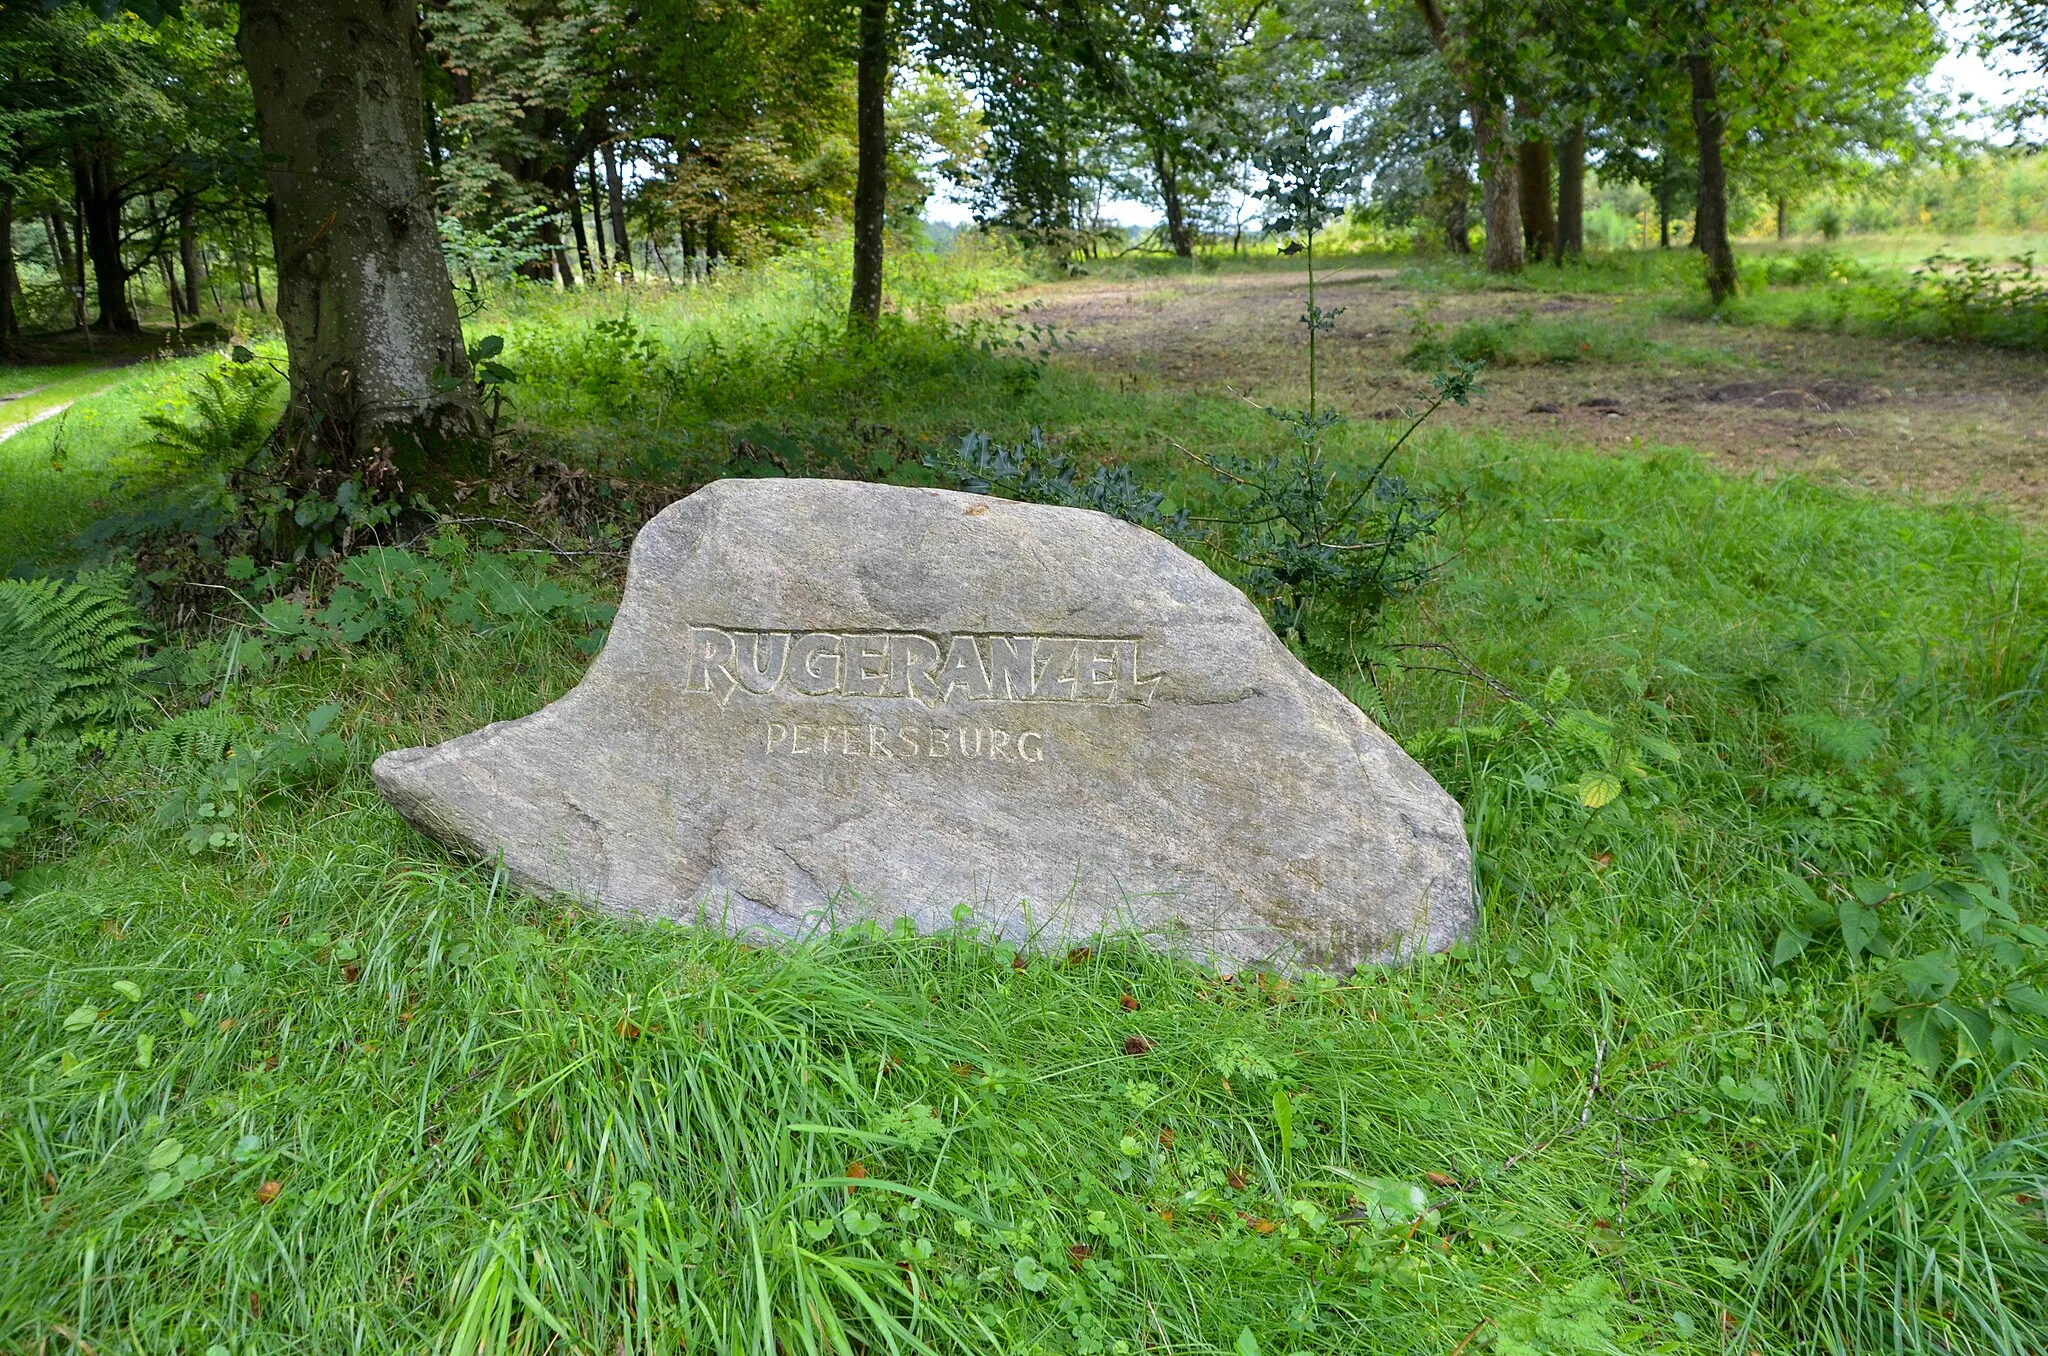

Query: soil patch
[993,269,2048,519]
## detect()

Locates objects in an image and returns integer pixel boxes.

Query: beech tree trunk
[178,198,205,315]
[74,153,137,333]
[1517,135,1555,261]
[1688,52,1737,304]
[601,141,631,279]
[1555,122,1585,261]
[1416,0,1521,272]
[849,0,888,332]
[237,0,478,477]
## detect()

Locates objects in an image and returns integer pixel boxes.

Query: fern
[140,362,280,470]
[0,575,154,744]
[123,706,253,778]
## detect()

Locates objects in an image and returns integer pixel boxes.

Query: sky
[923,29,2039,232]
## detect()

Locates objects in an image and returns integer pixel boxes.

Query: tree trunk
[567,186,594,283]
[46,212,76,281]
[1473,104,1523,273]
[178,198,205,315]
[1517,136,1554,261]
[74,153,138,333]
[1776,196,1787,240]
[587,155,610,270]
[0,187,17,351]
[1688,52,1737,304]
[1437,120,1473,254]
[1555,122,1584,261]
[1444,191,1471,253]
[237,0,479,482]
[1415,0,1520,272]
[849,0,888,333]
[1151,140,1192,258]
[601,140,631,280]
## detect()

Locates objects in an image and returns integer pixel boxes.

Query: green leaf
[1895,950,1958,999]
[112,979,142,1002]
[1236,1328,1263,1356]
[1938,1002,1993,1059]
[1273,1088,1294,1155]
[1838,898,1881,959]
[1575,772,1622,809]
[1896,1010,1943,1070]
[135,1033,154,1069]
[2001,985,2048,1017]
[146,1138,185,1170]
[1771,928,1812,967]
[1013,1255,1050,1292]
[63,1005,98,1032]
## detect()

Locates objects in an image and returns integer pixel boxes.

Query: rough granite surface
[372,478,1473,970]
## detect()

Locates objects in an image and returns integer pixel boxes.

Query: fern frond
[0,575,153,744]
[122,707,253,777]
[142,364,280,470]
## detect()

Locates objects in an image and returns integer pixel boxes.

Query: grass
[0,354,221,575]
[1,238,2045,1354]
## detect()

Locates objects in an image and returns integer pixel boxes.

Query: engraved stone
[372,479,1473,971]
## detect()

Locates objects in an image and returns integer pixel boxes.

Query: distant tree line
[0,0,2037,491]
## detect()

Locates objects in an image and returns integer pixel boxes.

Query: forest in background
[3,0,2045,356]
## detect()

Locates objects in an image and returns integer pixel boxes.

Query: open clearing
[1003,265,2048,517]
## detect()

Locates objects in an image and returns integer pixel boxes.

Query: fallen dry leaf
[1067,947,1093,965]
[1157,1127,1175,1149]
[256,1180,282,1206]
[846,1160,867,1194]
[1122,1034,1154,1056]
[1119,993,1139,1011]
[1226,1169,1248,1190]
[1240,1214,1277,1235]
[1425,1171,1461,1190]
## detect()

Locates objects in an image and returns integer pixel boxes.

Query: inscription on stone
[373,479,1474,973]
[685,626,1161,706]
[764,723,1047,761]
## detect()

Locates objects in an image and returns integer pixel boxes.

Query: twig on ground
[1501,1034,1609,1175]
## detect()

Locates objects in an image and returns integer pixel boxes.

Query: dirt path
[0,396,87,444]
[1001,269,2048,519]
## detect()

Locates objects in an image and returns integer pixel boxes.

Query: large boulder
[373,479,1472,971]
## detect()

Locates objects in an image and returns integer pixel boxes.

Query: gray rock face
[372,479,1472,971]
